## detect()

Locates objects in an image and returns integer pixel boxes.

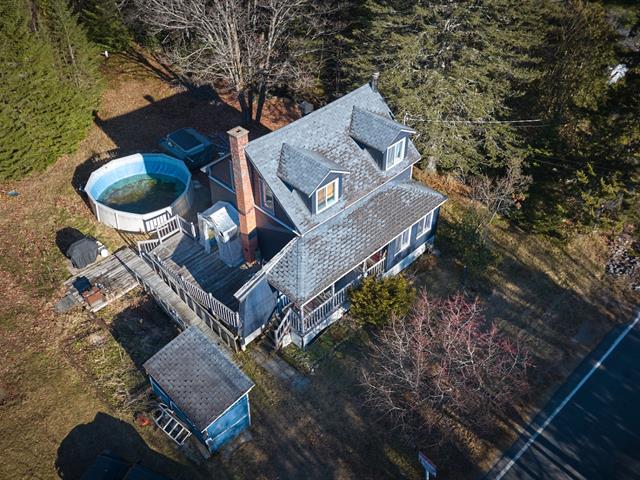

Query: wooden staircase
[152,403,192,445]
[263,306,292,351]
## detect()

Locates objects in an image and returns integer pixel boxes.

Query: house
[136,74,446,350]
[144,326,254,453]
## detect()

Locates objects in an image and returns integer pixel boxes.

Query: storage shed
[143,327,254,453]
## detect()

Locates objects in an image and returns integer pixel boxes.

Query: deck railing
[137,215,195,255]
[143,251,240,331]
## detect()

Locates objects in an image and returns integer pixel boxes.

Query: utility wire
[402,113,546,125]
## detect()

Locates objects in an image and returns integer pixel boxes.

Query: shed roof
[144,327,254,432]
[244,84,420,234]
[277,143,349,197]
[267,181,446,304]
[349,106,415,152]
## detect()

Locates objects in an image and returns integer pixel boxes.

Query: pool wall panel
[86,153,194,233]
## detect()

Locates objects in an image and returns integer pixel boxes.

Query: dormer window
[259,177,275,213]
[316,179,339,213]
[349,107,415,172]
[386,138,406,169]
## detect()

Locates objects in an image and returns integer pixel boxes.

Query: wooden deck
[115,248,239,351]
[152,233,260,309]
[62,248,140,312]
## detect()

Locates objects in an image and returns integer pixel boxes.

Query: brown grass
[0,48,637,480]
[0,49,298,480]
[409,169,639,477]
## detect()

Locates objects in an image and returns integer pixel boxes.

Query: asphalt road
[485,315,640,479]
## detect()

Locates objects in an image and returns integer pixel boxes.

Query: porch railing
[365,255,386,277]
[289,254,387,335]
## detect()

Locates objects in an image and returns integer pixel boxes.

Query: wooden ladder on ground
[152,403,192,445]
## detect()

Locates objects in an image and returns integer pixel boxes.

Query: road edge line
[493,310,640,480]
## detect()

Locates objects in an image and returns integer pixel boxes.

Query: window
[396,227,411,255]
[386,138,406,168]
[260,178,275,212]
[416,211,433,238]
[316,179,339,213]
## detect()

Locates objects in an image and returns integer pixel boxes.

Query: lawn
[0,50,637,480]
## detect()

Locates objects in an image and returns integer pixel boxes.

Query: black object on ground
[67,237,99,269]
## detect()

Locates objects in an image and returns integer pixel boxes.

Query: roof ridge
[246,84,378,148]
[281,143,348,173]
[350,105,416,134]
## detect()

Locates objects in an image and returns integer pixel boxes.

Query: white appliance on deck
[197,201,244,267]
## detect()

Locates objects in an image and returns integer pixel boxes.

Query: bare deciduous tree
[362,292,530,444]
[470,161,532,226]
[134,0,327,125]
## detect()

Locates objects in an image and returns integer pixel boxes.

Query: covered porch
[277,248,387,347]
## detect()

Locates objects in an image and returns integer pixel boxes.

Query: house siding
[255,209,295,260]
[209,179,237,206]
[238,274,276,339]
[385,206,440,271]
[208,157,234,190]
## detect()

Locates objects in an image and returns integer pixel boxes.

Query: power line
[402,113,545,125]
[530,158,626,175]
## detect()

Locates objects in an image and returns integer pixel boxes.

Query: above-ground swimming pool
[85,153,194,232]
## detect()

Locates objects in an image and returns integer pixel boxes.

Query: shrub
[349,275,415,327]
[441,206,497,275]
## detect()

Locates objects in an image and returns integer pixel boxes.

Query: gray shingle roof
[244,84,420,234]
[277,143,349,197]
[349,106,415,152]
[143,327,254,432]
[267,181,446,304]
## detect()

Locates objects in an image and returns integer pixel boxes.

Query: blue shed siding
[150,377,252,451]
[204,394,251,452]
[149,377,206,443]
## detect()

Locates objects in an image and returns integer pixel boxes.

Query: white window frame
[416,211,433,238]
[260,178,275,213]
[396,227,411,256]
[386,138,406,169]
[315,178,339,213]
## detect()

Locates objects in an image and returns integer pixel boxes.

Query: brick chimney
[228,126,258,264]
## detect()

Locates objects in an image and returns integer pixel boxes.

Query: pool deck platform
[60,248,140,313]
[152,232,260,310]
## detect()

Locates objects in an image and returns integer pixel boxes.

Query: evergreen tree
[0,0,101,180]
[74,0,131,52]
[340,0,547,175]
[520,1,639,236]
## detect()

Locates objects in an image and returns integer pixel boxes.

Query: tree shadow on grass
[107,295,180,371]
[55,412,204,480]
